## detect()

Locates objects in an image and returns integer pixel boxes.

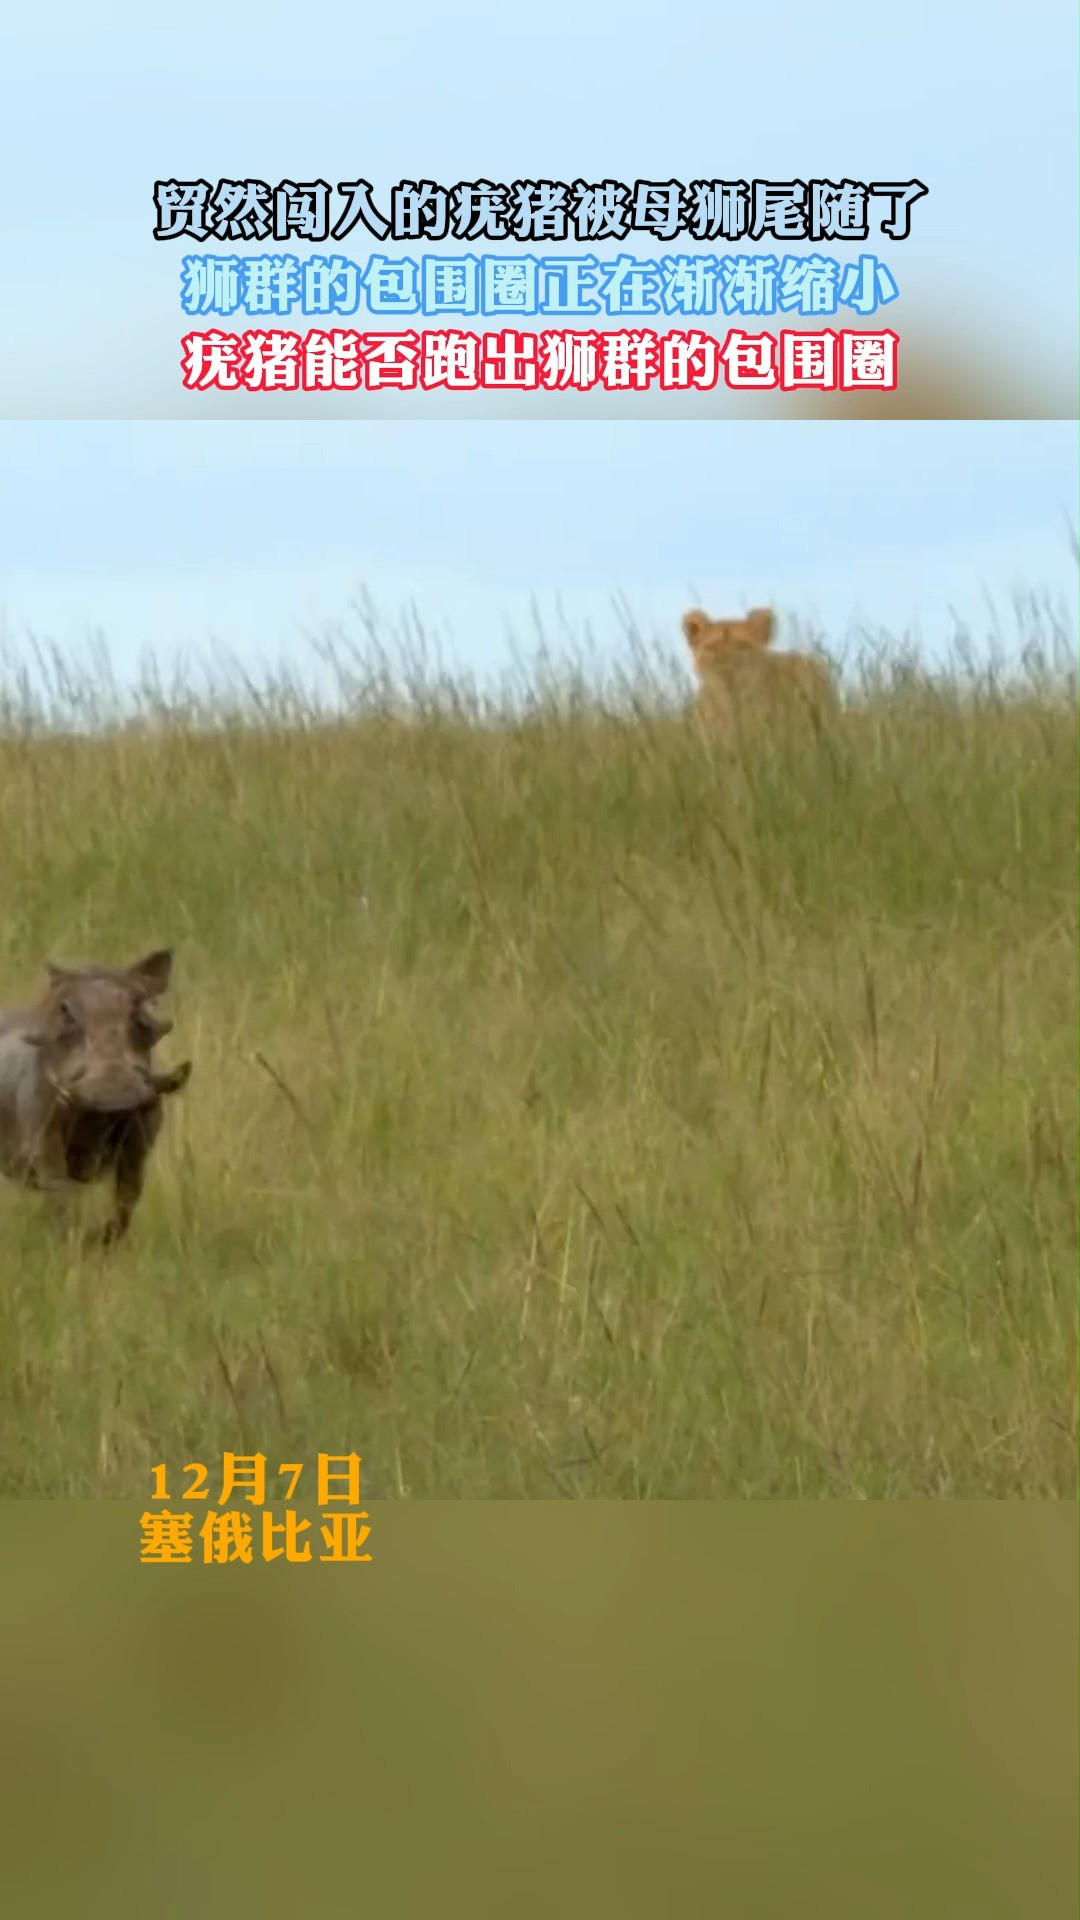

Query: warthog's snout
[49,1059,158,1114]
[44,1056,191,1113]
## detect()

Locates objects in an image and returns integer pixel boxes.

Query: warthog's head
[28,948,192,1116]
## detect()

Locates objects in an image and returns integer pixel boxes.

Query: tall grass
[0,607,1075,1497]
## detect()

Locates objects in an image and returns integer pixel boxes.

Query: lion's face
[682,607,776,673]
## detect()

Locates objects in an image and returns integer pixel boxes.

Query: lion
[682,606,837,737]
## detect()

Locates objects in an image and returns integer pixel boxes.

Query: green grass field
[0,622,1076,1498]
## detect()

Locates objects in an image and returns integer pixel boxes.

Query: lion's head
[682,608,775,673]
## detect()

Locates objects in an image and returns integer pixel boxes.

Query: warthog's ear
[44,961,72,986]
[128,949,174,998]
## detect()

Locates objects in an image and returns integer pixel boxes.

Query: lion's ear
[682,609,706,649]
[745,609,775,649]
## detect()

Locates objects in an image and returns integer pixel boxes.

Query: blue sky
[0,0,1075,418]
[0,421,1075,693]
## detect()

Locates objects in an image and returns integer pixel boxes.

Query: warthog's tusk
[152,1060,193,1096]
[45,1071,74,1108]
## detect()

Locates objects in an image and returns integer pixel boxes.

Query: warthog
[0,948,192,1248]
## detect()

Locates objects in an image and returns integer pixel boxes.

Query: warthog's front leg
[94,1111,161,1252]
